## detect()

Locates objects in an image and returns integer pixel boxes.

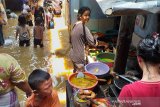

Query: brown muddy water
[0,14,73,107]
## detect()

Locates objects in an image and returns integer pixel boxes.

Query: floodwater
[0,13,73,107]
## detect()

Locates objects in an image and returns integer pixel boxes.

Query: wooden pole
[113,15,136,75]
[67,0,71,33]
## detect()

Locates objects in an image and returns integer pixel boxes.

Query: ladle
[77,72,107,82]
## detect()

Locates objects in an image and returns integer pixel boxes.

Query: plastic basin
[85,62,110,78]
[96,52,115,68]
[68,72,98,90]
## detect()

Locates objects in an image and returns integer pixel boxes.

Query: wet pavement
[0,11,73,107]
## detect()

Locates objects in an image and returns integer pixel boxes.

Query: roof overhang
[96,0,160,16]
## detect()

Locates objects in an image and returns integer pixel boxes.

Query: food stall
[66,72,113,107]
[66,51,139,107]
[66,0,160,107]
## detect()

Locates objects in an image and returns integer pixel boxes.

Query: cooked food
[79,89,92,95]
[94,68,99,73]
[70,75,97,89]
[92,98,110,107]
[85,91,96,99]
[100,58,114,62]
[77,90,96,100]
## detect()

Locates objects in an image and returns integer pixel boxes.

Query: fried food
[78,90,96,100]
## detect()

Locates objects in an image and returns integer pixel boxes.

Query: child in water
[16,14,31,47]
[26,69,61,107]
[33,17,44,48]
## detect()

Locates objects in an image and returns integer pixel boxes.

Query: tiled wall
[87,18,115,33]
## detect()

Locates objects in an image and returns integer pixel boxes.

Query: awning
[96,0,160,16]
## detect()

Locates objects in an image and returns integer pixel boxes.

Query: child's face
[80,10,90,23]
[36,78,53,98]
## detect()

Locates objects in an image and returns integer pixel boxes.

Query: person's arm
[85,26,98,46]
[0,3,8,23]
[41,27,44,41]
[27,25,31,39]
[41,7,45,23]
[84,25,109,49]
[15,26,19,40]
[8,55,32,97]
[15,81,32,97]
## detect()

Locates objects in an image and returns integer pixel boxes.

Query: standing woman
[118,35,160,107]
[69,7,98,72]
[32,2,45,26]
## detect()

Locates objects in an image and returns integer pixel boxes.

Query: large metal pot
[114,75,139,92]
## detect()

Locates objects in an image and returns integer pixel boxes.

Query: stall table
[66,80,112,107]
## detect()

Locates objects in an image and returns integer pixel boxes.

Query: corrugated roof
[96,0,160,15]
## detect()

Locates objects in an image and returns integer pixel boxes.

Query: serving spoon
[77,72,107,82]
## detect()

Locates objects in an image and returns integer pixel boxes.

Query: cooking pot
[114,75,139,92]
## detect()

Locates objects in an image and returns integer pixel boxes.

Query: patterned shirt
[0,53,26,94]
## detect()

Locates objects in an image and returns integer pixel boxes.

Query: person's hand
[125,71,135,77]
[93,34,98,40]
[97,41,109,49]
[110,71,117,78]
[26,91,32,98]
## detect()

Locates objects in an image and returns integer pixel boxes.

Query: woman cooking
[69,7,99,72]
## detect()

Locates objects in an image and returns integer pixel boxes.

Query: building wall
[87,18,115,33]
[80,0,106,19]
[70,0,80,24]
[70,0,115,33]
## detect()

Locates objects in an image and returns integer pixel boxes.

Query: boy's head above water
[28,69,53,98]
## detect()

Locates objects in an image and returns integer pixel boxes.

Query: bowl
[85,62,110,78]
[68,72,98,90]
[96,52,115,68]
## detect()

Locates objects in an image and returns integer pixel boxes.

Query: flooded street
[0,12,73,106]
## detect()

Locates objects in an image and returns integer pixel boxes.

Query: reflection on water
[0,15,73,107]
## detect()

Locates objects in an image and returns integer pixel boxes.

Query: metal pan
[114,75,139,91]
